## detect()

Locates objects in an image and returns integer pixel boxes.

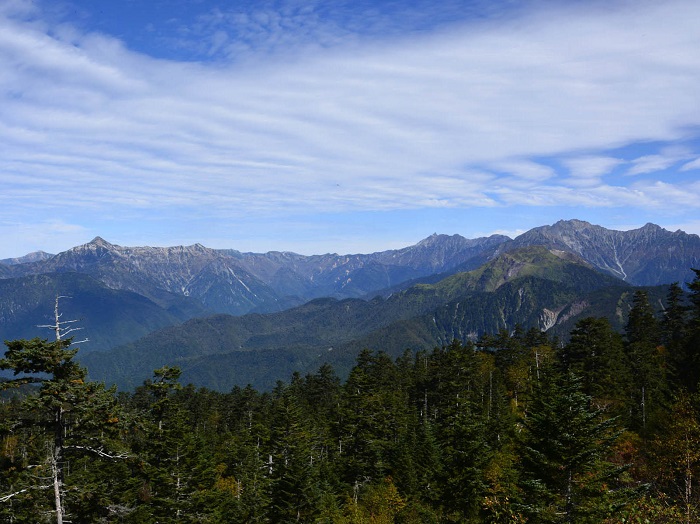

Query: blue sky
[1,0,699,258]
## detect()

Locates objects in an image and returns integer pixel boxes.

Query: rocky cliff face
[2,220,699,318]
[3,234,510,315]
[506,220,700,286]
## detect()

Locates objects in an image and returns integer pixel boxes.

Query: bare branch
[0,484,51,503]
[36,295,89,347]
[65,445,130,460]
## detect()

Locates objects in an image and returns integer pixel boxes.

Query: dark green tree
[130,366,205,523]
[268,386,322,522]
[518,370,632,523]
[682,269,700,390]
[561,317,627,408]
[662,282,690,390]
[0,337,124,523]
[336,350,410,489]
[428,340,491,521]
[624,290,667,434]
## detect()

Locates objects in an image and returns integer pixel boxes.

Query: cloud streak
[1,0,700,256]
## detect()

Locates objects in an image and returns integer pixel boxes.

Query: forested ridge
[2,272,700,522]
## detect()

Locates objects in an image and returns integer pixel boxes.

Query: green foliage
[518,370,633,523]
[5,273,700,522]
[561,317,627,409]
[82,246,644,391]
[624,290,669,434]
[0,337,125,523]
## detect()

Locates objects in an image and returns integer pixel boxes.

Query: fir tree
[662,282,690,390]
[624,290,667,434]
[518,370,632,523]
[561,317,627,409]
[0,337,125,523]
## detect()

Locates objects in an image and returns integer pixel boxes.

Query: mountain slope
[3,234,510,316]
[81,247,631,390]
[0,272,199,353]
[0,251,54,265]
[507,219,700,286]
[4,221,698,321]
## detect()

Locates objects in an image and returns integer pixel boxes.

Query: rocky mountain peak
[553,218,592,228]
[2,219,698,319]
[0,251,54,266]
[86,237,117,249]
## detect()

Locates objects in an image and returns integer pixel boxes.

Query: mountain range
[1,219,698,389]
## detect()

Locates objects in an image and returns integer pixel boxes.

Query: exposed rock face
[2,220,698,317]
[505,220,700,286]
[0,251,54,266]
[2,234,510,315]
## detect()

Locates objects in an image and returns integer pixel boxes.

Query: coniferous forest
[2,273,700,522]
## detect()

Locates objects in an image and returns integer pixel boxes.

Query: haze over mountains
[1,219,698,390]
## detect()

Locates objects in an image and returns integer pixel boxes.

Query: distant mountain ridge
[80,246,635,391]
[507,220,700,285]
[0,251,54,266]
[1,233,512,316]
[1,220,698,320]
[1,219,698,355]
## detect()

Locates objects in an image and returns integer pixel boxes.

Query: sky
[1,0,700,258]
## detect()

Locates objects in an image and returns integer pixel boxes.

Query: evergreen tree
[561,317,627,409]
[683,269,700,390]
[624,290,667,434]
[518,370,632,523]
[268,385,323,522]
[131,366,204,522]
[0,337,125,523]
[650,392,700,524]
[662,282,690,391]
[428,340,491,521]
[336,350,409,488]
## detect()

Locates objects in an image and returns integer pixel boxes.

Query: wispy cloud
[626,147,694,176]
[681,157,700,172]
[562,156,623,187]
[1,0,700,256]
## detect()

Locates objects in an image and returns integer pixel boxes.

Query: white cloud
[681,157,700,171]
[1,0,700,256]
[490,160,554,182]
[0,220,89,257]
[630,180,700,208]
[563,156,623,187]
[627,155,682,176]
